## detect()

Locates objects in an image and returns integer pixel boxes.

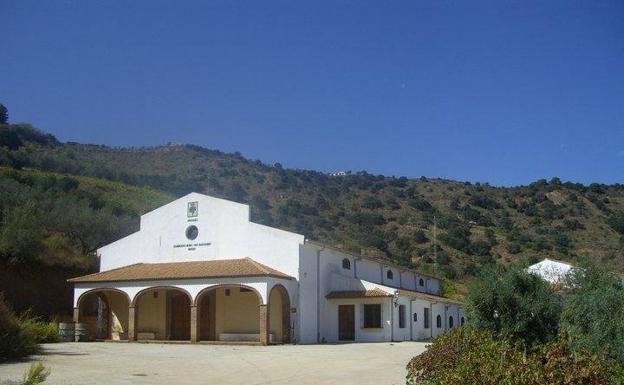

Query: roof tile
[68,257,292,283]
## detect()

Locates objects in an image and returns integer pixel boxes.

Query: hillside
[2,123,624,297]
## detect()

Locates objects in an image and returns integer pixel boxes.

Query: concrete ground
[0,342,426,385]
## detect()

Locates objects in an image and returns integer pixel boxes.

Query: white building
[527,258,574,285]
[70,192,464,344]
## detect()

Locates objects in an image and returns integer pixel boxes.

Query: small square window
[225,289,231,296]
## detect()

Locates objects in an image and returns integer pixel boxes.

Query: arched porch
[73,288,131,341]
[193,284,265,343]
[131,286,193,341]
[268,284,291,344]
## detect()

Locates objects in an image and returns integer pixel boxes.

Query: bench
[219,333,274,343]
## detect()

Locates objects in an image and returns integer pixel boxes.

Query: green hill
[2,122,624,315]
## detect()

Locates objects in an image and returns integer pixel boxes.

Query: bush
[20,315,58,343]
[560,263,624,363]
[406,328,612,385]
[0,293,38,361]
[22,362,51,385]
[465,264,562,348]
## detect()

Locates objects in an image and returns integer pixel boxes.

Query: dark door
[170,293,191,340]
[338,305,355,341]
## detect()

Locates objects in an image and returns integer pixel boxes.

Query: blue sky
[1,1,623,186]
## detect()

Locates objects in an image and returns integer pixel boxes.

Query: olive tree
[465,263,562,348]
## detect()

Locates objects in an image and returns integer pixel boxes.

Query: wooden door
[170,293,190,340]
[199,292,216,341]
[338,305,355,341]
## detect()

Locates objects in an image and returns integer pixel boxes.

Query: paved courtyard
[0,342,427,385]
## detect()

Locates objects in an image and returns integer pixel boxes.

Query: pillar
[128,306,136,341]
[190,305,198,343]
[73,307,79,323]
[259,304,269,345]
[282,301,290,344]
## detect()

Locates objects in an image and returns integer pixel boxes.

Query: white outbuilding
[69,192,463,344]
[527,258,574,285]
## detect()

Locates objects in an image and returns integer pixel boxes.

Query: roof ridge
[244,257,271,275]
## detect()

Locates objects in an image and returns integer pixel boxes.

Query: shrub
[22,362,51,385]
[406,328,612,385]
[20,315,58,343]
[0,293,38,361]
[465,264,562,348]
[560,263,624,363]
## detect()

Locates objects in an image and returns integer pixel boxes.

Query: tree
[465,264,562,348]
[0,203,45,266]
[560,262,624,363]
[0,104,7,124]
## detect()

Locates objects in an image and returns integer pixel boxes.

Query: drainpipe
[390,296,394,342]
[409,300,413,341]
[316,246,325,343]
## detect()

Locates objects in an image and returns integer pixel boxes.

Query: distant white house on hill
[527,258,574,285]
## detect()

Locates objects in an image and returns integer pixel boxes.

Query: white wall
[98,193,304,278]
[323,298,392,343]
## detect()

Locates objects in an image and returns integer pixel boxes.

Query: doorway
[338,305,355,341]
[169,292,191,340]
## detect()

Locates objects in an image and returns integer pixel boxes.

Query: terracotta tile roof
[397,289,464,305]
[326,288,393,299]
[68,258,293,283]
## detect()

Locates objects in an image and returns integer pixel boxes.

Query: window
[398,305,406,328]
[342,258,351,270]
[436,315,442,329]
[386,270,393,280]
[461,317,465,326]
[419,278,425,287]
[363,304,382,328]
[423,308,430,329]
[225,289,231,296]
[186,225,199,240]
[413,313,418,322]
[449,316,454,328]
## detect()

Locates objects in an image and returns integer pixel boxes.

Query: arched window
[386,270,393,280]
[461,317,465,326]
[342,258,351,270]
[419,278,424,287]
[449,316,454,328]
[436,315,442,328]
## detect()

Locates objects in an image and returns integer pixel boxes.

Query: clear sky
[1,1,623,186]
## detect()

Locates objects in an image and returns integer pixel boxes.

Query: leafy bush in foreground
[0,293,59,362]
[560,263,624,363]
[464,264,562,348]
[20,315,58,344]
[406,328,612,385]
[0,293,37,361]
[22,362,50,385]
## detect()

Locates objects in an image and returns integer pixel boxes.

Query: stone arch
[75,288,131,341]
[131,286,192,306]
[77,288,131,308]
[194,284,263,342]
[133,286,193,341]
[193,284,263,306]
[268,284,291,344]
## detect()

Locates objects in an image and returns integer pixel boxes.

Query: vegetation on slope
[2,122,624,284]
